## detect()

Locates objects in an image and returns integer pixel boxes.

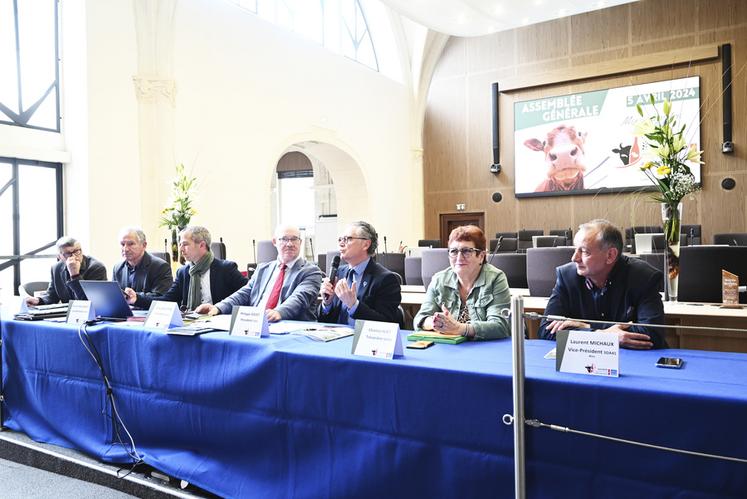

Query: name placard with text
[352,320,403,359]
[556,330,619,377]
[67,300,95,325]
[145,301,183,330]
[230,306,269,338]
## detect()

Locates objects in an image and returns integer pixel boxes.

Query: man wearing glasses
[25,236,107,305]
[319,221,402,326]
[196,225,322,322]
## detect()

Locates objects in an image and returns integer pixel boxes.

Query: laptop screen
[78,280,133,319]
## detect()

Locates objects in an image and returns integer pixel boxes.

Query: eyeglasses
[278,236,301,245]
[448,248,482,258]
[338,236,369,245]
[61,248,82,258]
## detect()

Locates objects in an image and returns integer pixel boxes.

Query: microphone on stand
[384,236,388,254]
[486,236,503,266]
[252,239,257,263]
[308,237,315,262]
[688,228,695,246]
[164,238,168,253]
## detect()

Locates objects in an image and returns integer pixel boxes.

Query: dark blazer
[539,255,667,348]
[134,258,247,309]
[318,259,402,326]
[112,252,173,297]
[38,255,108,305]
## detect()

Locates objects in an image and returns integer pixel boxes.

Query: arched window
[0,0,60,131]
[230,0,379,72]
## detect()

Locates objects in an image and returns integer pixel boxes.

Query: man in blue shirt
[539,219,666,349]
[318,221,401,326]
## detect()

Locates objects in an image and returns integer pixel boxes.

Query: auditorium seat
[404,256,423,285]
[325,251,341,277]
[678,246,747,303]
[533,235,566,248]
[625,226,662,254]
[376,253,405,283]
[19,281,49,297]
[418,239,442,248]
[151,251,171,264]
[490,237,518,252]
[549,229,573,245]
[526,247,575,297]
[681,225,702,245]
[518,229,543,252]
[636,253,665,293]
[487,253,527,288]
[256,240,278,263]
[651,233,688,251]
[211,238,227,259]
[495,231,518,239]
[421,248,449,288]
[713,233,747,246]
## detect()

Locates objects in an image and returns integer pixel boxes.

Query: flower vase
[661,202,683,301]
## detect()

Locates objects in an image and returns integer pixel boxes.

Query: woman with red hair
[414,225,511,340]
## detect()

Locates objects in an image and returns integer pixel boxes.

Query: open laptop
[79,280,133,320]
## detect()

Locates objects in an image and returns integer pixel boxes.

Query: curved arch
[270,132,370,230]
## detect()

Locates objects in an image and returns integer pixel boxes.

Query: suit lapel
[356,260,373,301]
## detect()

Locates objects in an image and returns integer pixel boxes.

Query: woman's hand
[432,305,464,335]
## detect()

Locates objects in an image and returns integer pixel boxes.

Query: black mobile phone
[407,340,434,349]
[656,357,684,369]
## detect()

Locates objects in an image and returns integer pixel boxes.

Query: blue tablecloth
[2,319,747,498]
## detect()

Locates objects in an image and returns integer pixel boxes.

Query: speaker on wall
[490,82,501,174]
[722,43,734,154]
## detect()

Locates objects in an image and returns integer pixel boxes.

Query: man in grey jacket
[196,225,322,322]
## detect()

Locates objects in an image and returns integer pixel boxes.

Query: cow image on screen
[524,124,587,193]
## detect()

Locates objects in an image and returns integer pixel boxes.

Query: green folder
[406,332,466,345]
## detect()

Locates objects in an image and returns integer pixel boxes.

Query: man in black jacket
[319,221,401,326]
[125,225,246,310]
[26,236,107,305]
[112,227,172,298]
[539,219,666,349]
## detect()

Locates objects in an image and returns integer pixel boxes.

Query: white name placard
[352,320,403,359]
[67,300,95,325]
[556,330,619,377]
[230,306,268,338]
[145,301,183,330]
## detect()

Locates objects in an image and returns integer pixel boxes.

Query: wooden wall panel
[422,0,747,243]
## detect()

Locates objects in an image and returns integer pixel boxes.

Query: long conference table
[2,316,747,498]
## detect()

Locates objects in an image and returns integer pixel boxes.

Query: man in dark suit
[318,221,401,325]
[125,225,246,310]
[538,219,666,349]
[196,225,322,322]
[112,227,172,298]
[26,236,107,305]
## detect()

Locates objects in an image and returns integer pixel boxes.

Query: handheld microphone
[384,236,388,254]
[324,255,341,302]
[329,255,341,283]
[252,239,256,263]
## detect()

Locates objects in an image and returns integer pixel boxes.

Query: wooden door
[439,212,485,247]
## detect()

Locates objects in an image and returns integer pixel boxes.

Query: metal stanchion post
[510,295,526,499]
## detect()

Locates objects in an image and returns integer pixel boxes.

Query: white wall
[58,0,419,270]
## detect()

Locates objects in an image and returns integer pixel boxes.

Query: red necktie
[265,263,287,310]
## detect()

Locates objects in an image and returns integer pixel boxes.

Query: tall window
[0,0,60,131]
[231,0,379,71]
[0,158,62,299]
